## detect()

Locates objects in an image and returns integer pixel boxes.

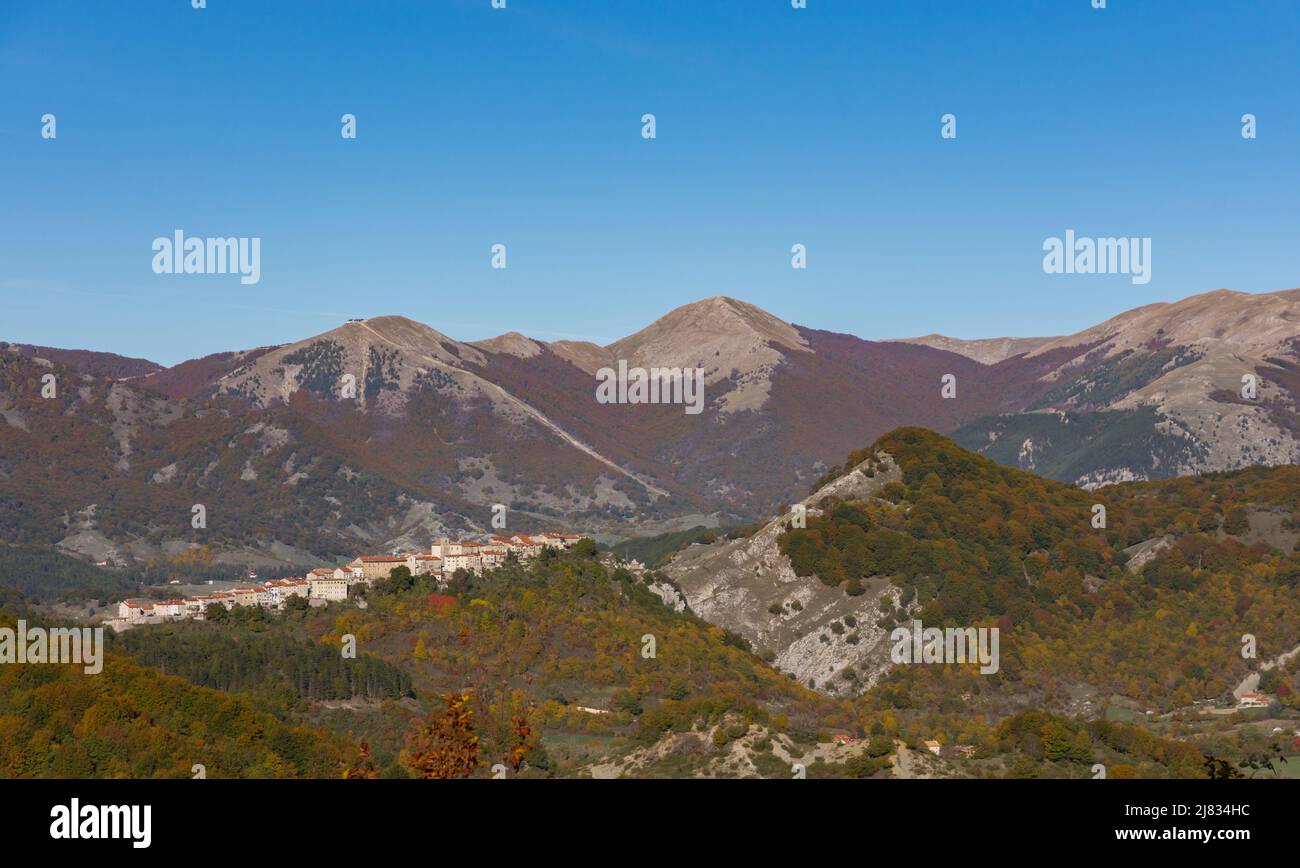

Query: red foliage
[426,594,457,613]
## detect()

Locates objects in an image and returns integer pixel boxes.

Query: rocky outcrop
[664,451,906,697]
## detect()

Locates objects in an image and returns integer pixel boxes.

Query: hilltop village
[110,532,583,630]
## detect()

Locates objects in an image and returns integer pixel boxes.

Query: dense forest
[0,614,357,778]
[0,544,133,603]
[112,622,413,706]
[989,710,1207,779]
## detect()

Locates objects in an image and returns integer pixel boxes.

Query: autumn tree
[344,741,380,779]
[506,710,535,771]
[406,691,480,779]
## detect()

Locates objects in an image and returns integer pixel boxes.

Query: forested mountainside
[667,429,1300,729]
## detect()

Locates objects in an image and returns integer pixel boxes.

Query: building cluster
[115,577,312,626]
[111,533,583,629]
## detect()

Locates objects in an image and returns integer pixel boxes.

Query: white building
[152,599,188,619]
[264,578,310,606]
[308,574,349,601]
[118,600,157,623]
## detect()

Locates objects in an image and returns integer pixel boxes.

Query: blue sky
[2,0,1298,366]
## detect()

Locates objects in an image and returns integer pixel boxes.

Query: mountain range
[2,287,1298,568]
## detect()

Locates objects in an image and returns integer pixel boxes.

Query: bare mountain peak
[633,295,809,352]
[472,331,544,359]
[610,296,808,356]
[332,314,462,349]
[606,296,810,414]
[214,313,490,408]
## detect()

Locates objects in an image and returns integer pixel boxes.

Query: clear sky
[2,0,1298,366]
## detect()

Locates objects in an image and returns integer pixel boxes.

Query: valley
[2,426,1297,779]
